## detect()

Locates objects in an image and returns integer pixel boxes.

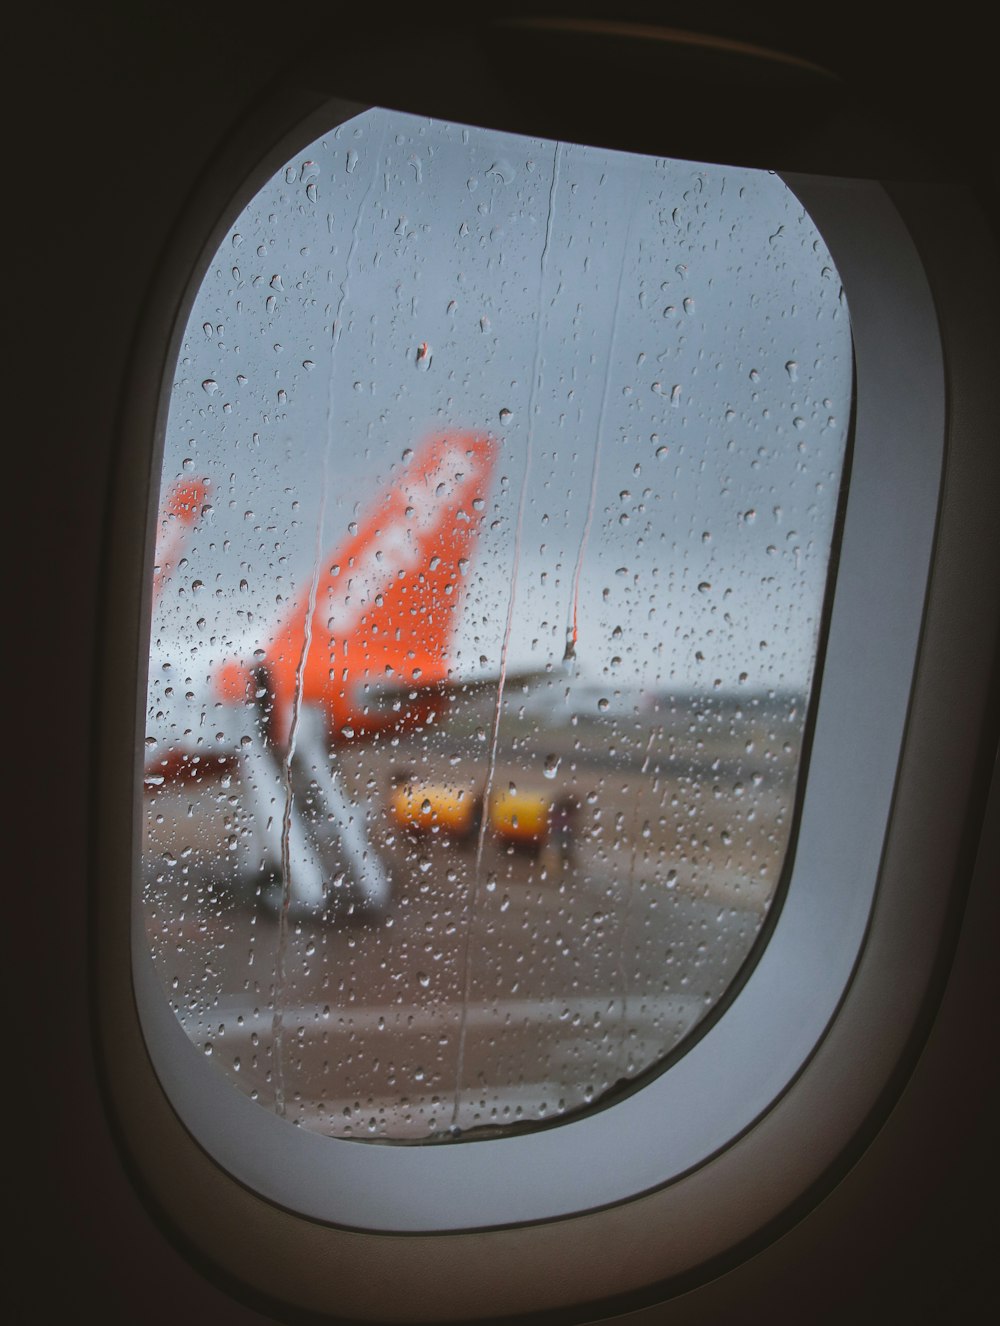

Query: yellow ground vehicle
[390,776,577,859]
[490,789,580,863]
[488,788,551,850]
[389,774,483,842]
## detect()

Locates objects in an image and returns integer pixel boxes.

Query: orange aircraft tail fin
[220,431,497,745]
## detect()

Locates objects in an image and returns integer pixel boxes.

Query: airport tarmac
[143,708,798,1140]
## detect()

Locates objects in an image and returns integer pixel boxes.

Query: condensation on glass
[142,109,852,1141]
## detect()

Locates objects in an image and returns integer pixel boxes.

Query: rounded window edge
[127,103,935,1231]
[92,80,989,1321]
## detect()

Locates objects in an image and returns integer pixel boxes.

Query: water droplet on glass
[543,754,560,779]
[499,407,512,425]
[201,379,218,395]
[486,159,514,184]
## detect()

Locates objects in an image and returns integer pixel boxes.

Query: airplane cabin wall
[17,4,996,1322]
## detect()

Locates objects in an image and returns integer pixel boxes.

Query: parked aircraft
[147,430,498,916]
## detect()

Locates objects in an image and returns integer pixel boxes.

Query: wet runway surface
[143,703,798,1141]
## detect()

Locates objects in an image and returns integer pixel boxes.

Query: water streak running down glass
[142,108,852,1140]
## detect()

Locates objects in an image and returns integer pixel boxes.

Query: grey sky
[151,107,850,739]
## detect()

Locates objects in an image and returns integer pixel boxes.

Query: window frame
[93,43,995,1322]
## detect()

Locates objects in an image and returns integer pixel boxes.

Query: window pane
[142,108,851,1140]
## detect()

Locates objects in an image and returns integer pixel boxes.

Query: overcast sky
[150,107,851,737]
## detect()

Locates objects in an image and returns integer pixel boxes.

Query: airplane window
[142,107,851,1143]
